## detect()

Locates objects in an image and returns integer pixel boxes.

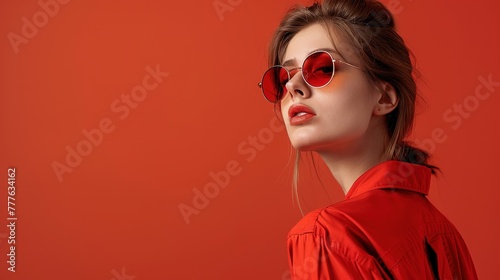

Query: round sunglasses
[258,50,363,103]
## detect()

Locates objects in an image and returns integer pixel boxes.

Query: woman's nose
[285,70,311,100]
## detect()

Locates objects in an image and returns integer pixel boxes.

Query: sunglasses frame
[258,50,363,103]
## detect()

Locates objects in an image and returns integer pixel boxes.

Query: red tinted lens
[302,52,334,87]
[261,66,289,102]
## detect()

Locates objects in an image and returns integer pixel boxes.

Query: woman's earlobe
[374,82,398,115]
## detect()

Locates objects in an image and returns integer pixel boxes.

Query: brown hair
[267,0,439,214]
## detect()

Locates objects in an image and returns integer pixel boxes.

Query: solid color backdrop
[0,0,499,279]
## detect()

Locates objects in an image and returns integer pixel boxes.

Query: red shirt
[287,160,477,279]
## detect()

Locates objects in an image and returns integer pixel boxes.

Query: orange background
[0,0,499,279]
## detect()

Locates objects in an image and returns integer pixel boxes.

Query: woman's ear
[373,82,398,115]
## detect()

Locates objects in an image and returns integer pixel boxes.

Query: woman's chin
[291,138,353,154]
[291,141,323,152]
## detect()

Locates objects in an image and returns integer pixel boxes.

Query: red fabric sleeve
[287,233,391,280]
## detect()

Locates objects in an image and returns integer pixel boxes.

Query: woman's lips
[288,104,316,125]
[290,113,316,125]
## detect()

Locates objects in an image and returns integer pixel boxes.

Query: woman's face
[281,23,381,153]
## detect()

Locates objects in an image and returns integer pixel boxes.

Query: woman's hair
[267,0,439,214]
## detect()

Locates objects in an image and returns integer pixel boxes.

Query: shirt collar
[344,160,431,200]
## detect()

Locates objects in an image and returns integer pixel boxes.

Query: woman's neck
[318,120,389,194]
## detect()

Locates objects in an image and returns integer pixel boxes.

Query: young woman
[258,0,477,279]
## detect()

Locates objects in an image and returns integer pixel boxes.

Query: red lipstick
[288,104,316,125]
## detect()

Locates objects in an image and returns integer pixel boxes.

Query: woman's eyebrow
[282,58,297,67]
[315,48,342,57]
[281,48,343,66]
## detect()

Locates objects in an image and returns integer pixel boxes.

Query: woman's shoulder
[287,190,411,242]
[287,201,361,239]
